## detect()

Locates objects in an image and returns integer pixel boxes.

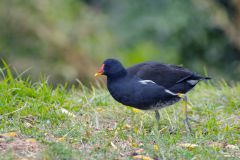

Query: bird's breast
[107,81,136,105]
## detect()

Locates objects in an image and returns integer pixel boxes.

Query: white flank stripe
[164,89,177,96]
[139,80,156,85]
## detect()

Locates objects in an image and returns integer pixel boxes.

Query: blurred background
[1,0,240,84]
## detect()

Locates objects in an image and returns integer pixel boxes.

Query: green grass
[0,65,239,160]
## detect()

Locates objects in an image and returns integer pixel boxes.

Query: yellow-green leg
[177,93,199,133]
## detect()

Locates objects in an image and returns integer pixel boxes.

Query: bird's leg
[179,94,200,123]
[155,110,160,121]
[183,95,192,133]
[154,110,162,130]
[177,93,193,132]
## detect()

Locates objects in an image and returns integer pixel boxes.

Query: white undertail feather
[187,80,199,85]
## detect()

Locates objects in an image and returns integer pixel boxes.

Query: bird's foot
[187,117,199,123]
[183,116,199,133]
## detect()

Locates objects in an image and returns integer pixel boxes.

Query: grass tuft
[0,68,239,159]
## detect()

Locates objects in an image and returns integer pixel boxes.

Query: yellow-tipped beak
[95,64,105,77]
[94,72,102,77]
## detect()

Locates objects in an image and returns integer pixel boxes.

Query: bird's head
[95,59,127,78]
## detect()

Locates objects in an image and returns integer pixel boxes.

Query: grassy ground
[0,66,239,159]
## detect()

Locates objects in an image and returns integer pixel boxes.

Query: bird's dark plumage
[127,62,210,93]
[107,71,180,110]
[96,58,209,110]
[95,59,210,131]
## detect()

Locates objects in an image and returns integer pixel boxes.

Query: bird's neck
[107,69,127,82]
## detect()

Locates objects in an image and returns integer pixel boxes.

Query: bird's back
[127,62,210,93]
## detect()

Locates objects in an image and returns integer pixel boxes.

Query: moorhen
[95,59,210,132]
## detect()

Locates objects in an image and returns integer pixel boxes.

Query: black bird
[95,59,210,132]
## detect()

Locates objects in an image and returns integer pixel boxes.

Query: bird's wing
[130,78,180,109]
[127,62,199,88]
